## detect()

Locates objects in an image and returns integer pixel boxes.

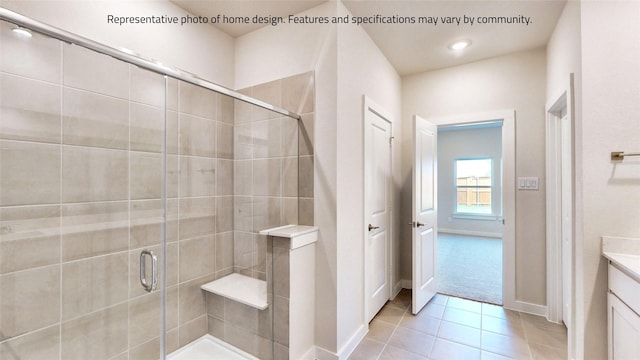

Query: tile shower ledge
[201,273,268,310]
[0,214,195,242]
[259,224,319,249]
[602,236,640,282]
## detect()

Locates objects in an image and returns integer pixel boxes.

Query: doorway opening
[436,121,504,305]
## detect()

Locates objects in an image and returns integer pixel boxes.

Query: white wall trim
[337,324,368,360]
[545,89,566,324]
[392,281,403,299]
[425,110,516,311]
[401,279,412,289]
[312,325,369,360]
[300,346,317,360]
[511,300,548,317]
[439,229,502,239]
[544,73,575,327]
[314,346,339,360]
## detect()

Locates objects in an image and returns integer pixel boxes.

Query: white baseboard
[314,346,338,360]
[337,324,368,359]
[401,279,412,289]
[504,300,547,317]
[391,281,403,299]
[300,346,316,360]
[439,229,502,239]
[313,323,369,360]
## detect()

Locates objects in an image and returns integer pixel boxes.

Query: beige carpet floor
[436,233,502,304]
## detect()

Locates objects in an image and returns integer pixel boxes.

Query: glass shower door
[0,20,168,359]
[1,13,308,359]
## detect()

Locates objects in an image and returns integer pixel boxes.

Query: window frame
[453,157,494,216]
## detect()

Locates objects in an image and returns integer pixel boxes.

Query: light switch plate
[518,177,539,190]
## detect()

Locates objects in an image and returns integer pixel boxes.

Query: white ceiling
[171,0,326,37]
[170,0,566,75]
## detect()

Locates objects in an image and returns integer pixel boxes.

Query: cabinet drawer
[609,263,640,315]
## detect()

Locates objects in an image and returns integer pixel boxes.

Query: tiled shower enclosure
[0,16,314,360]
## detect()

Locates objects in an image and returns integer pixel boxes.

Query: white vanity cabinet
[608,263,640,359]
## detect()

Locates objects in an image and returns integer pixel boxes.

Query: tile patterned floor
[350,290,567,360]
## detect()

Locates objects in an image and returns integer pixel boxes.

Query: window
[455,158,492,215]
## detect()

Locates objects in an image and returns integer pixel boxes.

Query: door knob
[416,222,425,227]
[368,224,380,231]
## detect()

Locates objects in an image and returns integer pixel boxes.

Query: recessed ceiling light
[12,27,32,38]
[449,40,471,51]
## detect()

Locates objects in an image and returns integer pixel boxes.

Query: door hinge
[389,136,394,145]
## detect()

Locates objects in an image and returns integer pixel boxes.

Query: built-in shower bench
[200,224,318,359]
[200,273,268,310]
[199,225,319,312]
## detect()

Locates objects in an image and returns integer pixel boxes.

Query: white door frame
[363,95,394,322]
[426,110,516,310]
[545,74,575,326]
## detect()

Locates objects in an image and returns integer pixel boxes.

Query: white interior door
[412,115,438,315]
[364,98,392,322]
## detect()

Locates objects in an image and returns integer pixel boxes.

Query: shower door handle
[140,249,158,292]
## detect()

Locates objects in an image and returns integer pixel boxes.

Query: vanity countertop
[602,236,640,282]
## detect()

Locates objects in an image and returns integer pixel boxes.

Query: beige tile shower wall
[233,72,315,281]
[0,27,163,357]
[0,22,313,360]
[172,79,236,350]
[272,239,291,359]
[205,291,274,359]
[0,21,233,359]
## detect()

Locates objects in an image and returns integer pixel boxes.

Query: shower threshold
[167,334,259,360]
